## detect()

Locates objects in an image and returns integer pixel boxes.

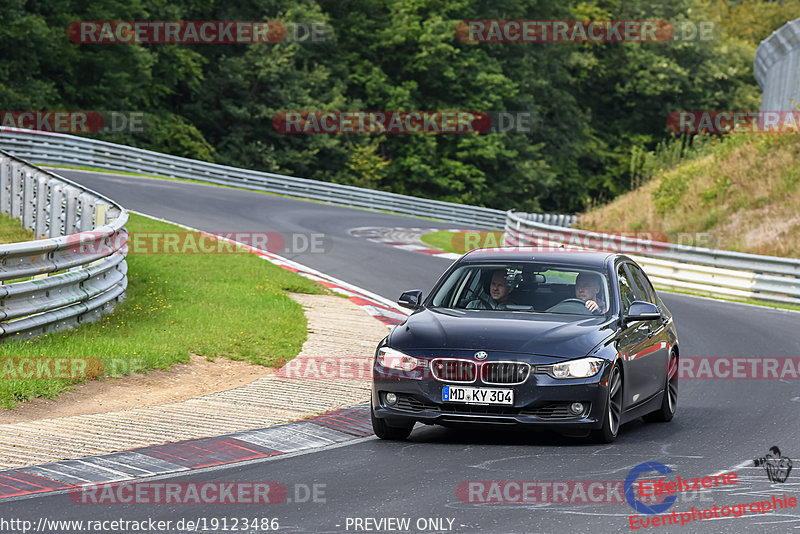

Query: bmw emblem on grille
[474,351,488,360]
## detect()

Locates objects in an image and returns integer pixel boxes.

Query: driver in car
[467,269,514,310]
[575,272,606,313]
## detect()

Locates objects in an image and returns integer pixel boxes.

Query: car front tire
[371,406,415,440]
[590,365,622,443]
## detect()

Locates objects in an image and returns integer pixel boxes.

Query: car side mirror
[625,301,660,324]
[397,290,423,310]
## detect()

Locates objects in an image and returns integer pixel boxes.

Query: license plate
[442,385,513,405]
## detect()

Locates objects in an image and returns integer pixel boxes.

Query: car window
[617,264,636,315]
[431,266,477,308]
[428,262,611,315]
[625,263,657,305]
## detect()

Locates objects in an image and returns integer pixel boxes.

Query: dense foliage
[1,0,796,212]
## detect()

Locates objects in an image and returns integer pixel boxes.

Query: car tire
[644,353,677,423]
[590,365,622,443]
[371,406,414,440]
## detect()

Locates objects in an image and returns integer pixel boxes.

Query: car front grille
[431,359,476,383]
[480,362,530,385]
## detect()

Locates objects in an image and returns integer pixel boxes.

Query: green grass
[0,213,35,244]
[420,229,504,254]
[0,213,330,409]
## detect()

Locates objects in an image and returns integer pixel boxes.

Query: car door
[614,262,661,406]
[624,262,669,399]
[625,262,671,396]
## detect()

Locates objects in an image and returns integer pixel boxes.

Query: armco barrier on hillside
[505,211,800,306]
[0,127,575,229]
[755,17,800,112]
[0,149,128,339]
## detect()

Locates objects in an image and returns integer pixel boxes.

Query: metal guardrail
[754,17,800,111]
[505,211,800,306]
[0,150,128,339]
[505,210,577,230]
[0,128,576,229]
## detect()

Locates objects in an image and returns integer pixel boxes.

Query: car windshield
[429,262,612,315]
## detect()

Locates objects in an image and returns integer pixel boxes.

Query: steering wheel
[546,298,594,314]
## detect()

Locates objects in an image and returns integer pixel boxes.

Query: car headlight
[538,357,604,379]
[376,347,421,372]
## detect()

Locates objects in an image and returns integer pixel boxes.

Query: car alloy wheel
[645,353,678,423]
[607,366,622,435]
[591,365,621,443]
[666,357,678,414]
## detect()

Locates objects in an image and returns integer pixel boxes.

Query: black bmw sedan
[371,250,679,443]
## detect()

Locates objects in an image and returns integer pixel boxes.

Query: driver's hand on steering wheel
[584,299,600,313]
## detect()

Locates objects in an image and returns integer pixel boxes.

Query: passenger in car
[575,272,606,313]
[467,269,515,310]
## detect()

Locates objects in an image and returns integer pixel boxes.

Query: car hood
[390,308,616,358]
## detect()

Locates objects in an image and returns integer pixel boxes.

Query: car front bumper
[371,357,612,431]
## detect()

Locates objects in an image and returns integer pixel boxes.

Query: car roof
[459,248,617,268]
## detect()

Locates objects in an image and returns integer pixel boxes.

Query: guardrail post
[78,192,96,232]
[94,201,109,228]
[49,182,65,238]
[34,173,49,238]
[64,186,80,234]
[0,156,9,214]
[22,170,34,230]
[10,162,22,220]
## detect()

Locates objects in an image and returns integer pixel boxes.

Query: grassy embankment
[579,134,800,258]
[0,213,328,408]
[421,134,800,309]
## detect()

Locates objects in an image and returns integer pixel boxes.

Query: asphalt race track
[1,169,799,533]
